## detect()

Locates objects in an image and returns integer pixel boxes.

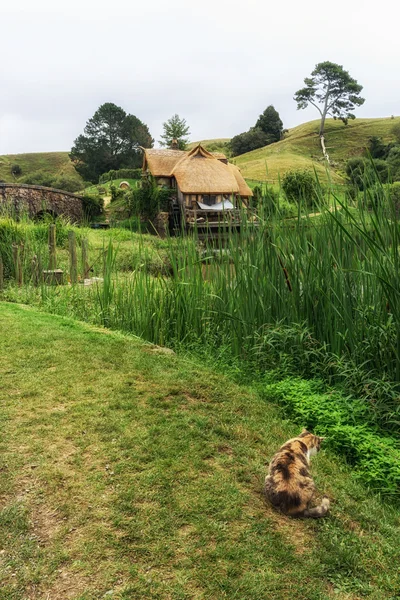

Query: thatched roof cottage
[143,144,252,214]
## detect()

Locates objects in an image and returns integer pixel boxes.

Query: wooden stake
[48,223,57,270]
[68,230,78,284]
[12,243,22,285]
[31,255,39,286]
[81,237,90,280]
[0,255,3,290]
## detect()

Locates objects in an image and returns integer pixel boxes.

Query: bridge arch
[0,183,84,222]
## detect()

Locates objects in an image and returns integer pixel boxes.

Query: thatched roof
[171,145,240,194]
[143,149,186,177]
[228,164,253,197]
[143,144,252,196]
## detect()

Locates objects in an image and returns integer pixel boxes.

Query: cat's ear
[319,436,326,442]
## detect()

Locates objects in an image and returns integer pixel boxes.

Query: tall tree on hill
[255,105,283,143]
[159,114,190,150]
[70,103,153,182]
[294,61,365,162]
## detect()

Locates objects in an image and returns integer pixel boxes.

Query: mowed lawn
[0,304,399,600]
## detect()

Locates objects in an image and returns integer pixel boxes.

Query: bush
[391,121,400,143]
[251,185,281,214]
[82,192,104,219]
[110,185,125,203]
[99,168,142,184]
[282,169,319,207]
[11,164,21,177]
[126,177,172,222]
[21,170,83,193]
[368,136,388,160]
[263,378,400,496]
[346,157,390,191]
[388,182,400,215]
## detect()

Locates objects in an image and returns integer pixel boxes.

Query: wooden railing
[185,208,241,227]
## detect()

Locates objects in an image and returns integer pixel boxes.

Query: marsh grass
[2,176,400,437]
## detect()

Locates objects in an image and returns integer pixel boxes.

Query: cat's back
[264,437,314,513]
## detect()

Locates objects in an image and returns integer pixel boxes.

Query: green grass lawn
[1,303,399,599]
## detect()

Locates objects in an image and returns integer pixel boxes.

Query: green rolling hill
[0,151,81,184]
[195,117,400,183]
[1,117,399,187]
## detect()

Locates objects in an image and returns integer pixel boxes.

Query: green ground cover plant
[0,303,399,599]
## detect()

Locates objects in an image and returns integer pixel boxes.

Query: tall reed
[2,177,400,434]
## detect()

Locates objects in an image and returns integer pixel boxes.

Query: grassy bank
[2,182,400,495]
[1,303,399,599]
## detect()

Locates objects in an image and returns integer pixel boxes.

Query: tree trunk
[320,134,330,163]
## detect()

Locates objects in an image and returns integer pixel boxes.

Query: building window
[202,195,217,206]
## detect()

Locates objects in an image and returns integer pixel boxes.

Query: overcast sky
[1,0,399,154]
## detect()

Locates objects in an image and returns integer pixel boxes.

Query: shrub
[282,169,319,207]
[346,157,390,191]
[388,182,400,215]
[368,136,388,160]
[263,378,400,496]
[99,168,142,184]
[21,170,82,193]
[126,177,172,222]
[10,164,22,177]
[82,192,104,219]
[110,185,125,203]
[391,121,400,143]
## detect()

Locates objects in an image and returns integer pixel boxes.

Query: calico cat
[264,429,330,518]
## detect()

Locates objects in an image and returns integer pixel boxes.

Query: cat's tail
[303,496,330,518]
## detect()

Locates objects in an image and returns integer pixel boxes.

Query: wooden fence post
[48,223,57,270]
[68,230,78,284]
[31,255,39,286]
[81,237,90,280]
[0,255,3,290]
[12,243,23,286]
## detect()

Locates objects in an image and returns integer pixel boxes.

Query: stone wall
[0,183,83,222]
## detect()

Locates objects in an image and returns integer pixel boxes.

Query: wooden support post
[0,255,3,291]
[31,255,39,286]
[48,223,57,270]
[12,243,23,286]
[81,238,90,280]
[68,230,78,284]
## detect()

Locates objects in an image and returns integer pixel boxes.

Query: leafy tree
[159,114,190,150]
[294,62,365,160]
[230,129,270,157]
[70,103,153,182]
[255,105,283,142]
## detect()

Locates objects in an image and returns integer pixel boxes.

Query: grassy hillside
[1,302,399,599]
[0,151,82,184]
[188,138,231,156]
[203,117,400,183]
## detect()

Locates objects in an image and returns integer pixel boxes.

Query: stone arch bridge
[0,183,83,222]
